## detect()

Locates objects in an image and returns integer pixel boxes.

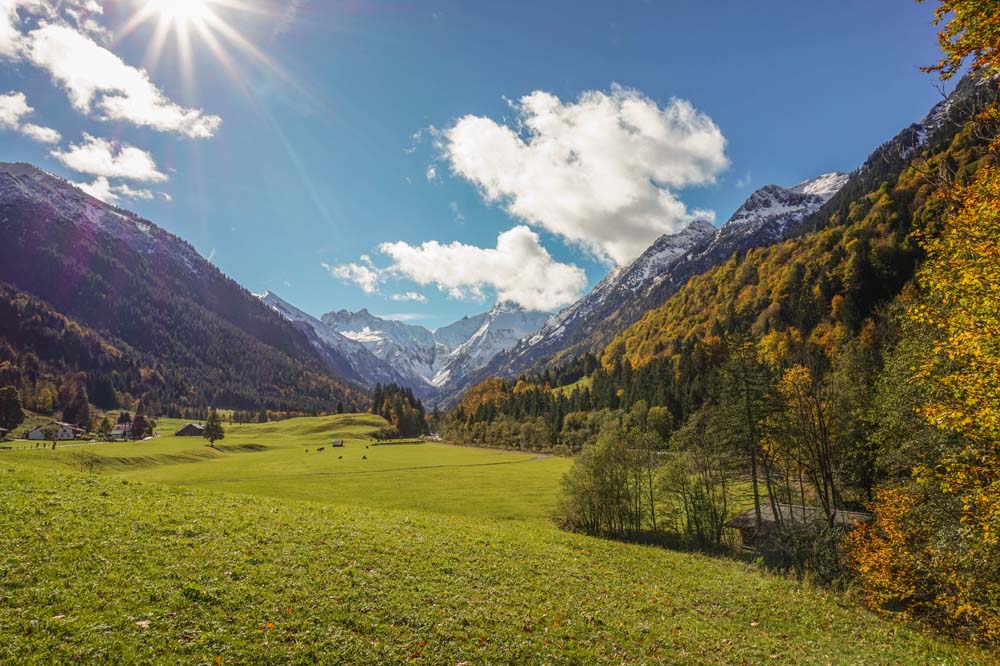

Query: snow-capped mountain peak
[722,172,848,240]
[790,172,850,200]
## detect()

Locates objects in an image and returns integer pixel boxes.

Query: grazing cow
[317,447,325,452]
[362,455,367,460]
[338,455,343,460]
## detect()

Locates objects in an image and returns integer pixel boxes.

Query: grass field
[1,414,993,664]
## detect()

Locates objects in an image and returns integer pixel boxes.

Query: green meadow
[0,415,992,664]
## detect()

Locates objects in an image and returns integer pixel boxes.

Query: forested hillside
[0,164,363,416]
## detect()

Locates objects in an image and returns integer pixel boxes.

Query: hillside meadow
[0,414,993,664]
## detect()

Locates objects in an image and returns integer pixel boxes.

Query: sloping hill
[0,163,362,413]
[0,460,989,664]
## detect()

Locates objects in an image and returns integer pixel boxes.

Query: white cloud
[73,175,115,202]
[26,22,221,137]
[379,226,586,311]
[20,122,59,143]
[71,176,162,204]
[389,291,427,303]
[449,201,465,223]
[425,165,437,181]
[52,133,167,182]
[0,90,29,125]
[736,170,752,188]
[114,182,155,200]
[0,90,60,143]
[439,85,729,265]
[323,258,381,295]
[0,0,35,58]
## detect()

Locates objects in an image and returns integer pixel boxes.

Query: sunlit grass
[0,414,990,663]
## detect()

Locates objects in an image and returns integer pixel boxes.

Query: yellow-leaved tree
[849,0,1000,644]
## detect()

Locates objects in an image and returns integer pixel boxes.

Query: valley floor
[0,415,992,664]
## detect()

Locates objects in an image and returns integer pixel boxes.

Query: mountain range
[0,79,971,414]
[259,293,549,397]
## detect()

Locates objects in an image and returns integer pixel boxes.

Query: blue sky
[1,0,949,328]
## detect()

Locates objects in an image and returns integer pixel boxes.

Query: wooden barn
[726,502,873,552]
[175,423,205,437]
[331,439,344,448]
[110,423,132,441]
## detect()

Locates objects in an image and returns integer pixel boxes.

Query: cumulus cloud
[425,165,437,182]
[21,122,59,143]
[323,258,381,295]
[378,226,586,311]
[2,3,219,136]
[72,175,114,202]
[0,0,33,58]
[52,133,167,182]
[0,90,60,143]
[389,291,428,303]
[26,23,221,138]
[0,90,29,125]
[72,176,160,204]
[438,85,728,265]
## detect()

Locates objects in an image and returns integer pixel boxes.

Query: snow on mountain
[257,292,410,389]
[434,302,549,388]
[311,304,549,393]
[0,162,206,272]
[321,309,441,387]
[790,172,851,200]
[723,172,847,241]
[440,174,853,405]
[469,219,718,389]
[433,313,491,350]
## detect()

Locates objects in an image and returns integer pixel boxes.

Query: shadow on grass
[556,521,756,564]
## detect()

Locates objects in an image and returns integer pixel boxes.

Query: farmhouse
[27,422,84,441]
[331,439,344,448]
[726,502,873,552]
[175,423,205,437]
[110,423,132,441]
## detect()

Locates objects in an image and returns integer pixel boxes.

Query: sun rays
[116,0,297,99]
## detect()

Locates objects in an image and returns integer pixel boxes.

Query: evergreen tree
[96,416,112,441]
[0,386,25,432]
[203,408,225,447]
[131,402,148,441]
[66,383,91,430]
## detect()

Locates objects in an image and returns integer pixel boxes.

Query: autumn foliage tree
[848,0,1000,644]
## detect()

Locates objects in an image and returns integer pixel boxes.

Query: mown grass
[0,414,993,664]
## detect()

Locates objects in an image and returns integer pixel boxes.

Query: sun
[119,0,313,114]
[148,0,213,24]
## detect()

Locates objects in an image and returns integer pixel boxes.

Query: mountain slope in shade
[0,163,362,412]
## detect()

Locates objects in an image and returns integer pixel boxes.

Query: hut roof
[725,503,872,529]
